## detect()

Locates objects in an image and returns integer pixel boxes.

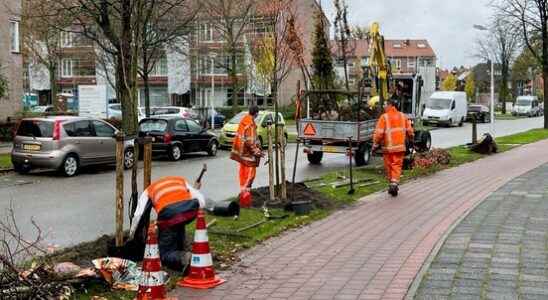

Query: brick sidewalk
[415,163,548,300]
[172,139,548,300]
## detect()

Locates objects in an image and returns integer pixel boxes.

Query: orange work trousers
[383,152,405,183]
[239,163,257,192]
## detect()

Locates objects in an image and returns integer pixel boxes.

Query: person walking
[372,98,414,196]
[230,105,264,208]
[129,176,205,271]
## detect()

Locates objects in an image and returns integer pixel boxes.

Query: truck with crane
[297,22,432,166]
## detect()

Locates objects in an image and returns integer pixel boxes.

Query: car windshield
[139,119,168,132]
[16,120,54,137]
[427,98,452,110]
[516,99,532,106]
[228,112,263,124]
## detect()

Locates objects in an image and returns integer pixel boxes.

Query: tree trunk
[230,52,238,112]
[143,72,151,117]
[49,66,58,111]
[500,63,509,115]
[273,79,280,189]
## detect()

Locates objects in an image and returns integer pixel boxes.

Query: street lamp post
[473,24,495,136]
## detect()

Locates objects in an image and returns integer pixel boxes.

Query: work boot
[388,183,399,197]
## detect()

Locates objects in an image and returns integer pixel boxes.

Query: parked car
[107,103,122,119]
[11,116,135,176]
[219,110,288,148]
[138,116,219,161]
[200,109,226,129]
[152,106,200,120]
[466,104,491,123]
[512,96,541,117]
[422,91,468,127]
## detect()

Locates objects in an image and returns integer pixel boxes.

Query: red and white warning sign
[303,123,317,136]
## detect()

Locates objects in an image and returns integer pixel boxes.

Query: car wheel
[13,162,31,174]
[354,144,371,167]
[124,148,135,169]
[446,119,452,127]
[307,151,323,165]
[458,118,464,127]
[60,154,79,177]
[168,144,183,161]
[207,141,218,157]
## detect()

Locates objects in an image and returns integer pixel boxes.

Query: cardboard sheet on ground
[92,257,143,291]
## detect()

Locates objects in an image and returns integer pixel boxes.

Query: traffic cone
[178,209,225,289]
[135,223,176,300]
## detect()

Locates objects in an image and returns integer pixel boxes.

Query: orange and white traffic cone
[135,223,176,300]
[178,209,225,289]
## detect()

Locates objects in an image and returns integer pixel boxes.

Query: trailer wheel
[307,151,323,165]
[415,130,432,152]
[355,144,371,166]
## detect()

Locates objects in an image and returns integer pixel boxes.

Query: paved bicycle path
[415,163,548,300]
[172,139,548,299]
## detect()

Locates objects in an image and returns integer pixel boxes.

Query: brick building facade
[0,0,23,121]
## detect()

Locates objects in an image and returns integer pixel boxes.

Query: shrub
[0,123,15,142]
[413,148,451,169]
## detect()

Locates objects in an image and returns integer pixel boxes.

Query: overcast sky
[322,0,494,69]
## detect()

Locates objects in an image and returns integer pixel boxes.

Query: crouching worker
[130,176,205,271]
[372,98,414,197]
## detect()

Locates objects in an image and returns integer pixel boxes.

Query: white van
[512,96,541,117]
[422,91,468,127]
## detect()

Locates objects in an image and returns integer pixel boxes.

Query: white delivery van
[422,91,468,127]
[512,96,541,117]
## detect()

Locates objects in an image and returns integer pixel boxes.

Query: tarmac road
[0,116,543,248]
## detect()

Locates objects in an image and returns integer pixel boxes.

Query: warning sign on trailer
[303,123,317,136]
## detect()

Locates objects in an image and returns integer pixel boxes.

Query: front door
[185,119,209,151]
[62,120,97,165]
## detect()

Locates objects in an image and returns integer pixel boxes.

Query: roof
[333,39,436,58]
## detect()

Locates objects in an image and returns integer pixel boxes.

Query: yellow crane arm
[368,22,390,108]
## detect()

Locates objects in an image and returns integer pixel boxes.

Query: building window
[150,57,168,76]
[362,56,369,67]
[199,23,213,42]
[61,59,73,77]
[9,20,20,53]
[60,31,73,47]
[394,59,401,70]
[407,59,416,69]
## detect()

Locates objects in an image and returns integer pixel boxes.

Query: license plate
[323,146,338,153]
[23,144,41,151]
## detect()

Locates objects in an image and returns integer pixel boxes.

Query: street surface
[0,117,543,248]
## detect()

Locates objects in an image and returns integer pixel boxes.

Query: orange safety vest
[230,113,261,167]
[373,106,414,153]
[147,176,198,229]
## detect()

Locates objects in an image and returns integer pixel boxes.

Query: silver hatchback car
[11,116,135,176]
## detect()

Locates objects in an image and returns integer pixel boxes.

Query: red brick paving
[171,140,548,299]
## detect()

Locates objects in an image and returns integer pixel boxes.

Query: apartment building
[27,0,325,115]
[0,0,23,121]
[190,0,326,108]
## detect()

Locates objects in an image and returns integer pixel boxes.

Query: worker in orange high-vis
[372,98,414,196]
[129,176,206,270]
[230,105,264,208]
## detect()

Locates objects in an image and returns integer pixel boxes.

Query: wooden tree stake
[267,124,275,201]
[115,133,125,247]
[279,128,287,200]
[143,137,152,189]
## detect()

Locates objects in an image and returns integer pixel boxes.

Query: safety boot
[388,183,399,197]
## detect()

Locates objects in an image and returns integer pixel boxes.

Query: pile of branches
[413,148,452,169]
[0,205,75,299]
